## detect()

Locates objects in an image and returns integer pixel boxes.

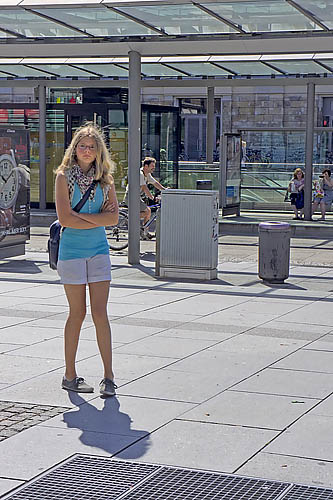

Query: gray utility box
[156,189,219,280]
[258,221,291,283]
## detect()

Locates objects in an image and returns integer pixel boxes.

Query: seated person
[123,157,167,238]
[312,168,333,221]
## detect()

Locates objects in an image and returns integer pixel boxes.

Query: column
[127,51,141,264]
[206,87,214,164]
[304,82,315,221]
[38,84,46,210]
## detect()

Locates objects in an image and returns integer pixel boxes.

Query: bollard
[258,222,291,283]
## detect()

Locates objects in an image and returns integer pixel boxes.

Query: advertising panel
[0,126,30,251]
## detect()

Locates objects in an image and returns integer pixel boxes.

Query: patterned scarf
[71,164,96,197]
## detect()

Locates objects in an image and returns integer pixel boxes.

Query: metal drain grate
[282,485,333,499]
[5,456,159,500]
[4,455,333,500]
[123,467,290,499]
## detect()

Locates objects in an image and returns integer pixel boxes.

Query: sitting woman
[288,168,305,220]
[312,168,333,221]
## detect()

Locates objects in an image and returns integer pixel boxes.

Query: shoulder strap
[73,180,97,213]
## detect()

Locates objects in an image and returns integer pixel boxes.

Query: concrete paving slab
[189,310,278,327]
[166,350,280,381]
[272,349,333,373]
[303,335,333,351]
[153,327,239,342]
[289,266,332,277]
[4,284,64,299]
[116,419,278,472]
[40,395,194,436]
[26,315,93,329]
[237,452,333,488]
[0,479,24,497]
[81,324,165,343]
[233,300,306,315]
[281,303,333,326]
[0,425,141,481]
[206,334,303,357]
[114,316,187,330]
[118,369,237,404]
[147,295,252,316]
[0,354,62,385]
[179,390,316,430]
[0,344,25,353]
[0,325,63,344]
[173,322,246,334]
[0,372,99,407]
[109,290,199,306]
[105,303,155,317]
[245,321,332,341]
[5,303,66,316]
[5,337,99,361]
[0,282,42,293]
[233,367,333,399]
[307,394,333,417]
[109,287,152,298]
[265,414,333,462]
[0,317,41,329]
[127,311,203,324]
[0,297,32,308]
[114,336,217,358]
[291,280,333,292]
[29,296,69,306]
[76,352,178,381]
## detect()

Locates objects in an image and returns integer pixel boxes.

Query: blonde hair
[293,168,304,179]
[56,122,114,186]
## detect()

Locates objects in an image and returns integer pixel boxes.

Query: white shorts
[57,254,111,285]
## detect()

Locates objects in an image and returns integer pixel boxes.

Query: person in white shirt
[123,157,167,237]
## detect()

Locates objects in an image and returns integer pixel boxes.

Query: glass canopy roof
[1,0,333,79]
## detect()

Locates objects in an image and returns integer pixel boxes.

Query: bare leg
[89,281,114,380]
[320,201,326,219]
[292,205,298,217]
[312,201,319,216]
[140,207,151,225]
[63,284,86,380]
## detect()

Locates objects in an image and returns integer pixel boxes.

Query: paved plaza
[1,231,333,497]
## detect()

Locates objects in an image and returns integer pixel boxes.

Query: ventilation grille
[4,455,333,500]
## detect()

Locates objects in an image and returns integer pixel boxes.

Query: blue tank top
[59,182,109,261]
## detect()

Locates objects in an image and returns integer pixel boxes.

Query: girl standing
[288,168,305,220]
[55,123,118,396]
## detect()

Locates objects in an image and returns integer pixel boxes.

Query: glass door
[142,105,179,188]
[65,106,107,147]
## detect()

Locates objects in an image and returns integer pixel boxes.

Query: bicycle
[106,202,160,251]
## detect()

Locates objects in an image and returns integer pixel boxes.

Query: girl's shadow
[63,392,151,458]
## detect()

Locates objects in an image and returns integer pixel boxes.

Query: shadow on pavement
[63,392,150,459]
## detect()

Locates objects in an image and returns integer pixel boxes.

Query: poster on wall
[0,126,30,249]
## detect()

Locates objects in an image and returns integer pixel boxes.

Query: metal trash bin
[258,222,291,283]
[196,179,212,190]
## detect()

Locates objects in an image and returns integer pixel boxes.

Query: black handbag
[48,180,97,270]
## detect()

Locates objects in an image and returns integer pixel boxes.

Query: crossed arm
[55,173,119,229]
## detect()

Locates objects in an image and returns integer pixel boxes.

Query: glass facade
[2,89,333,211]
